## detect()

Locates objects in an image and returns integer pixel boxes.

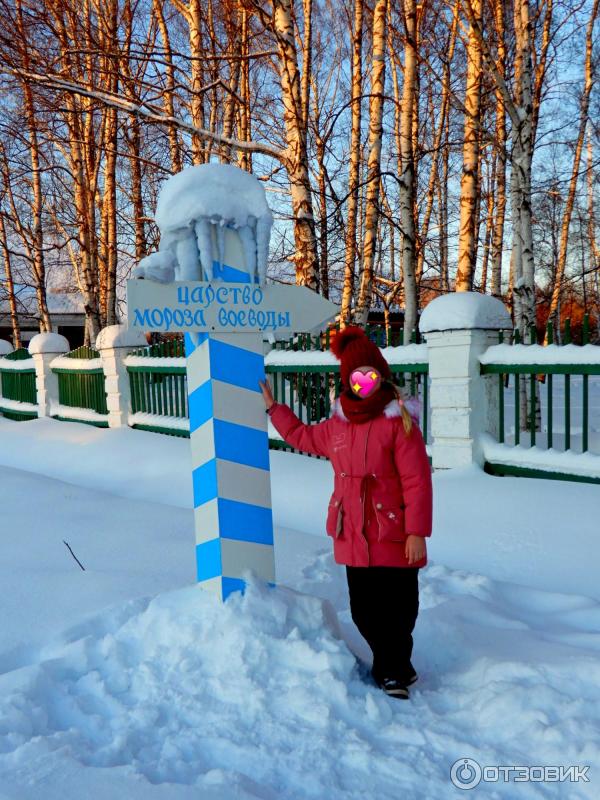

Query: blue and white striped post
[185,249,275,601]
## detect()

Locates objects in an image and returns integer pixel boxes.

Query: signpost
[127,192,338,601]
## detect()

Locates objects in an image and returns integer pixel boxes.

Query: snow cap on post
[153,162,273,285]
[28,332,70,354]
[419,291,512,333]
[96,325,148,350]
[0,339,13,356]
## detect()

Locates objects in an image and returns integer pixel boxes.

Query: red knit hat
[330,326,392,388]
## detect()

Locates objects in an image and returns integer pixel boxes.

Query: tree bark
[153,0,182,173]
[340,0,364,325]
[456,0,483,292]
[271,0,320,288]
[398,0,417,339]
[15,0,51,332]
[0,211,22,348]
[544,0,598,342]
[354,0,388,326]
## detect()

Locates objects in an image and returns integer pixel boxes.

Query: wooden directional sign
[127,279,338,338]
[125,163,340,602]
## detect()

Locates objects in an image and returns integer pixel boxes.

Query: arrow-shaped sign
[127,279,339,337]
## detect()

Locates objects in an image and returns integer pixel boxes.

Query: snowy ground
[0,416,599,799]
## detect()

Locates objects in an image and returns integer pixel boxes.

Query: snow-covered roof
[0,289,84,316]
[420,291,512,332]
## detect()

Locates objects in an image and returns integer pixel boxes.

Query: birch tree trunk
[415,1,458,285]
[587,130,600,273]
[220,10,242,164]
[0,211,21,348]
[186,0,207,164]
[271,0,319,288]
[153,0,182,173]
[511,0,536,338]
[354,0,388,326]
[491,0,507,299]
[544,0,598,342]
[16,0,51,332]
[237,9,252,172]
[398,0,417,340]
[480,154,496,292]
[456,0,483,292]
[300,0,312,133]
[340,0,364,326]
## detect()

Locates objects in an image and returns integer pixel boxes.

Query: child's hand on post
[258,378,275,410]
[405,534,426,565]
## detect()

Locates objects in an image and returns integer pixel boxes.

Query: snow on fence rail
[480,336,600,483]
[1,307,599,485]
[124,340,189,438]
[49,346,109,428]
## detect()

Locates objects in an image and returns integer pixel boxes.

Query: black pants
[346,565,420,682]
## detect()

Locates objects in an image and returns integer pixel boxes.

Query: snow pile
[1,420,600,796]
[28,332,70,355]
[129,411,189,431]
[420,292,512,332]
[0,417,192,508]
[0,579,359,796]
[49,401,109,424]
[0,398,38,414]
[1,563,599,799]
[135,164,273,286]
[95,325,148,351]
[481,434,600,480]
[481,343,600,365]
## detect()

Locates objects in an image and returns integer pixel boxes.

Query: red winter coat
[268,397,433,568]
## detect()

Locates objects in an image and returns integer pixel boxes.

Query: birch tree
[456,0,483,292]
[544,0,599,342]
[340,0,364,326]
[354,0,388,326]
[398,0,418,339]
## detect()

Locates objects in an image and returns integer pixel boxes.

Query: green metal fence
[272,324,419,351]
[52,345,109,426]
[0,348,38,421]
[126,339,189,438]
[481,316,600,484]
[265,361,429,458]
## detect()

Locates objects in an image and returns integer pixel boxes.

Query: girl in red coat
[259,326,433,700]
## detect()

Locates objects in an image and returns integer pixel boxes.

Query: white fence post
[96,325,148,428]
[420,293,512,470]
[28,333,70,417]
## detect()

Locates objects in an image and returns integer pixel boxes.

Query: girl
[259,326,433,700]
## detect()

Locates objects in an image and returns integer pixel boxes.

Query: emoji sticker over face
[349,366,382,398]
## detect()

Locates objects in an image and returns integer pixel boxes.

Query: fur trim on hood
[331,396,403,422]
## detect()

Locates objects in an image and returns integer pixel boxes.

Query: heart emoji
[350,366,382,398]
